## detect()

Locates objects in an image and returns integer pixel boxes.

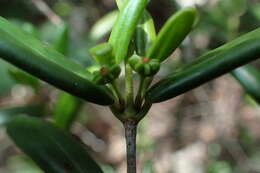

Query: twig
[124,120,137,173]
[31,0,62,25]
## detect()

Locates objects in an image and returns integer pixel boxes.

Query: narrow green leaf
[89,10,119,41]
[148,8,198,62]
[232,65,260,103]
[52,23,82,130]
[0,17,114,105]
[135,11,156,56]
[53,23,69,55]
[109,0,148,63]
[53,93,82,130]
[7,117,104,173]
[116,1,156,56]
[146,27,260,103]
[0,59,15,96]
[8,68,39,90]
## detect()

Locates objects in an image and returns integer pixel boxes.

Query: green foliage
[129,55,160,76]
[0,59,15,96]
[92,65,121,84]
[53,93,81,130]
[7,117,104,173]
[148,7,198,62]
[53,23,69,55]
[0,1,259,173]
[232,65,260,103]
[0,106,44,125]
[109,0,148,63]
[134,11,156,56]
[7,155,44,173]
[8,68,39,90]
[147,28,260,103]
[89,42,115,66]
[89,10,119,41]
[0,17,114,105]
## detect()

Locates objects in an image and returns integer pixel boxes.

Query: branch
[31,0,62,25]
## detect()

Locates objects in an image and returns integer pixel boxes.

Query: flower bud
[93,65,121,84]
[129,54,160,76]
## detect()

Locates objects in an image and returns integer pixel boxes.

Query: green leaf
[7,155,44,173]
[8,67,39,90]
[7,117,104,173]
[0,105,44,125]
[109,0,148,63]
[115,0,126,9]
[0,17,114,105]
[53,92,82,130]
[51,23,82,130]
[89,10,119,41]
[147,27,260,103]
[89,42,115,65]
[0,59,15,96]
[11,20,39,38]
[232,65,260,103]
[53,23,69,55]
[147,8,198,62]
[135,11,156,56]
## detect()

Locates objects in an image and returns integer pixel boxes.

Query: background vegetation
[0,0,260,172]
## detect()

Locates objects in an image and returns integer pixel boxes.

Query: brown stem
[31,0,62,25]
[124,120,137,173]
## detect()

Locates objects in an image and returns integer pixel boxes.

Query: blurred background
[0,0,260,172]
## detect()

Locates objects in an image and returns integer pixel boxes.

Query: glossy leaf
[232,65,260,103]
[8,21,40,90]
[53,92,81,130]
[148,8,198,62]
[52,22,82,130]
[7,117,104,173]
[0,17,114,105]
[89,10,119,41]
[147,27,260,103]
[109,0,148,63]
[135,11,156,56]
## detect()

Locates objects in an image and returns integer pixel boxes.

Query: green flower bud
[110,65,121,78]
[129,54,160,76]
[93,65,121,84]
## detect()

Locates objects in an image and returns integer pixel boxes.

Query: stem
[31,0,62,25]
[110,80,124,105]
[136,101,152,122]
[135,75,145,108]
[135,76,152,108]
[125,63,134,105]
[124,120,137,173]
